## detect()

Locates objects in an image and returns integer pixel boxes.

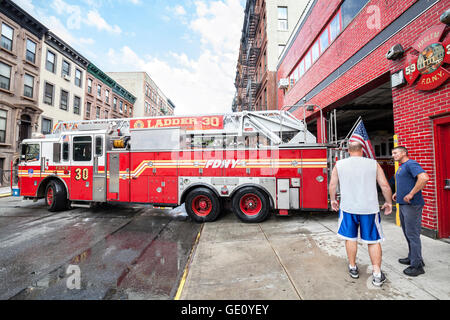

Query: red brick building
[277,0,449,238]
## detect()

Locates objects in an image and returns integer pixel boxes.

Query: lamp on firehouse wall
[303,101,325,144]
[440,8,450,24]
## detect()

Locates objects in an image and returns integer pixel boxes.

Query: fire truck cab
[18,111,332,223]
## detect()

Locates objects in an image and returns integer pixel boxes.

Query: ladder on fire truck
[50,110,318,145]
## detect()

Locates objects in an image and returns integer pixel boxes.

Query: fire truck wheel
[185,188,221,223]
[45,180,68,212]
[232,187,270,223]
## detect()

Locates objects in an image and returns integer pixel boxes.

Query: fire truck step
[70,202,93,209]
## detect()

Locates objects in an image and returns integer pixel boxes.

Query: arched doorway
[19,114,32,143]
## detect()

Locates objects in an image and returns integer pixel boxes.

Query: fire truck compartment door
[92,135,106,202]
[277,179,290,210]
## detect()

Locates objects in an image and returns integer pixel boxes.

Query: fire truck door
[19,142,42,196]
[70,135,93,201]
[92,135,106,202]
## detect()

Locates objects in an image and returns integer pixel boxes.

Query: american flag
[349,120,376,159]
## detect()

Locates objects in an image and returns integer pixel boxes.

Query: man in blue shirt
[392,146,430,277]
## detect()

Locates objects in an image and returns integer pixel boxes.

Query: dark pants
[399,204,424,268]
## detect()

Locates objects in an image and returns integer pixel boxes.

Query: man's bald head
[348,142,364,156]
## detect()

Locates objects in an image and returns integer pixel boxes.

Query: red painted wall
[278,0,450,233]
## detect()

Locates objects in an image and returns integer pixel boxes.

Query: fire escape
[233,0,261,112]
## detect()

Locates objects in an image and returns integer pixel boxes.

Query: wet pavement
[0,197,201,300]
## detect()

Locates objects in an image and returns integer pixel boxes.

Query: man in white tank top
[329,142,393,287]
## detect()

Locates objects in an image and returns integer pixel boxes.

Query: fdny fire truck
[17,111,338,223]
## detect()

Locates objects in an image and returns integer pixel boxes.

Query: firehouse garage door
[309,79,396,182]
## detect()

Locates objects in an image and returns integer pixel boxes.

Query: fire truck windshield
[21,144,40,162]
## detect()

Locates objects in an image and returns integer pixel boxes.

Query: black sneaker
[348,265,359,279]
[398,258,425,267]
[372,271,387,287]
[398,257,410,265]
[403,266,425,277]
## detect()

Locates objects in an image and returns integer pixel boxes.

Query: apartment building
[85,64,136,120]
[38,31,88,134]
[106,71,175,118]
[233,0,308,112]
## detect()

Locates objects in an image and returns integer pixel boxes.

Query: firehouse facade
[277,0,450,238]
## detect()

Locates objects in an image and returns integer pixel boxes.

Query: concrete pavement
[179,210,450,300]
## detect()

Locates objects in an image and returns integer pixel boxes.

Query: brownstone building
[85,63,136,120]
[0,0,47,185]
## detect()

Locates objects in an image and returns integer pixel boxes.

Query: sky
[12,0,246,115]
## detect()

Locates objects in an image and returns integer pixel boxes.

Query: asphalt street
[0,197,201,300]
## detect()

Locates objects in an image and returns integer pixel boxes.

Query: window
[103,110,108,119]
[113,97,117,110]
[73,96,81,115]
[62,60,70,78]
[73,136,92,162]
[0,62,11,91]
[119,100,123,113]
[304,51,311,70]
[105,89,109,104]
[86,102,91,118]
[95,136,103,156]
[75,69,82,87]
[44,82,54,105]
[329,11,342,43]
[46,50,56,73]
[23,74,34,98]
[277,6,288,31]
[22,144,40,162]
[0,110,6,143]
[299,60,305,78]
[97,84,101,98]
[87,78,93,94]
[319,29,329,54]
[63,142,69,161]
[341,0,369,29]
[26,39,36,63]
[124,104,127,114]
[312,41,320,62]
[1,23,13,51]
[96,106,100,119]
[42,118,52,135]
[60,90,69,110]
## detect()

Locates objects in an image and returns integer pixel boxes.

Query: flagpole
[340,116,362,149]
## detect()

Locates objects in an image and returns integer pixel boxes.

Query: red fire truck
[17,111,337,223]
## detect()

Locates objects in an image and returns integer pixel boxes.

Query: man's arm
[403,172,429,203]
[376,163,393,215]
[329,166,339,212]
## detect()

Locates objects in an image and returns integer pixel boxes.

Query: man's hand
[403,193,414,203]
[331,200,339,212]
[392,193,397,202]
[381,202,392,215]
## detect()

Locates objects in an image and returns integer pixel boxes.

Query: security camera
[386,44,404,60]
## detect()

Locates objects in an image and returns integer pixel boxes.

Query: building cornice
[87,63,137,105]
[45,31,89,69]
[0,0,48,38]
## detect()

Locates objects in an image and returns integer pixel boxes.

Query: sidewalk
[0,187,11,198]
[179,211,450,300]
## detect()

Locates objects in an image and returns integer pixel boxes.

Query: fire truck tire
[232,187,270,223]
[45,180,68,212]
[185,187,221,223]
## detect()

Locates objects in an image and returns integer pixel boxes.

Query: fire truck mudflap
[18,111,331,223]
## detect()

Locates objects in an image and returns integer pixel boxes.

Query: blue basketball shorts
[337,209,384,244]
